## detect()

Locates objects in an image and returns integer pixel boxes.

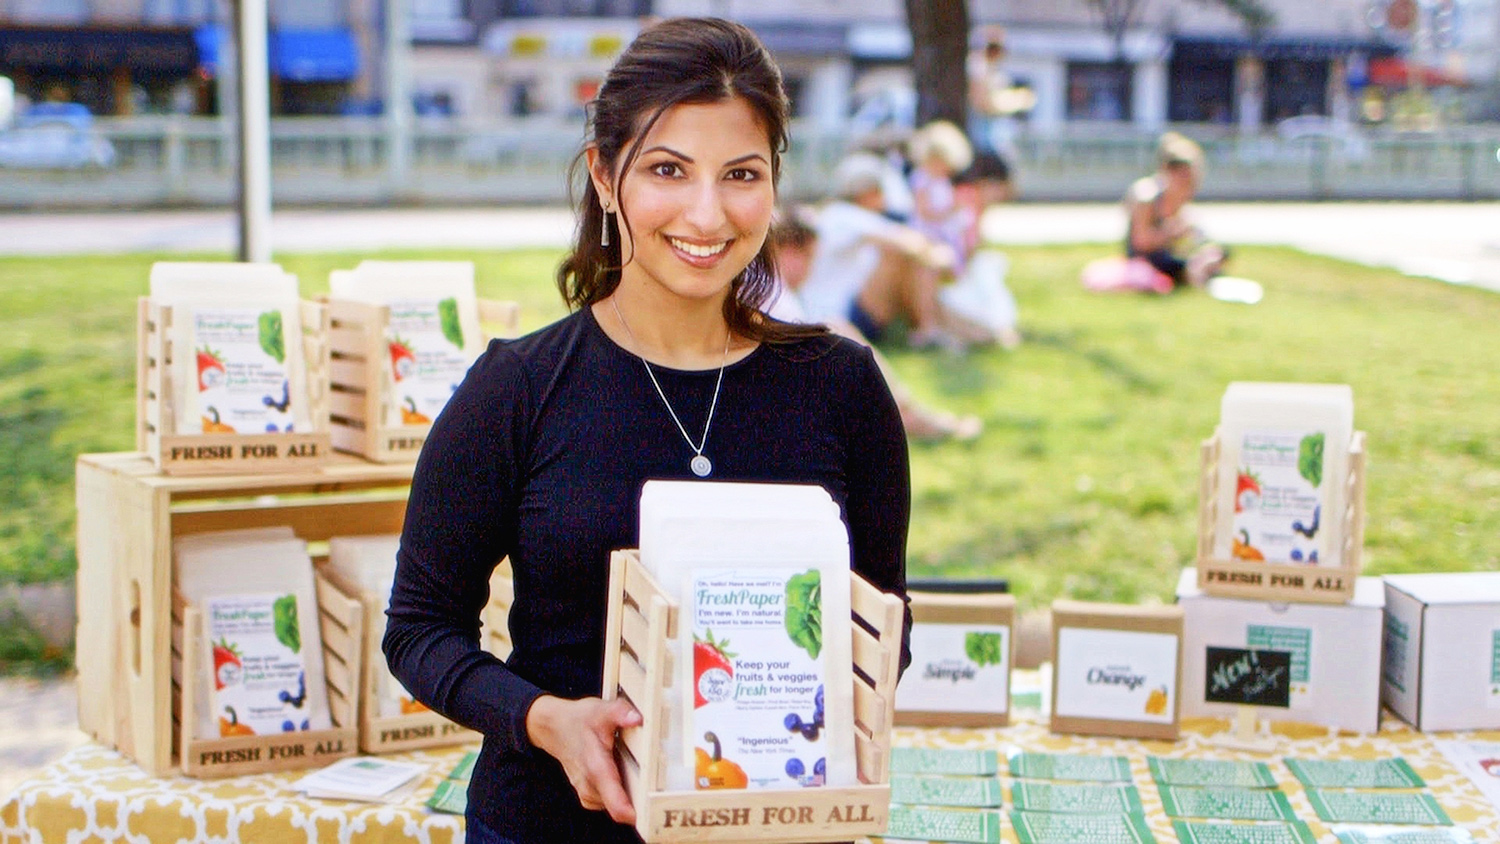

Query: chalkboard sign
[1204,647,1292,708]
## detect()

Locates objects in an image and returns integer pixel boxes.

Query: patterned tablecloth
[4,706,1499,843]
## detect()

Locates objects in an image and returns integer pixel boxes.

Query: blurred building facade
[1,0,1488,128]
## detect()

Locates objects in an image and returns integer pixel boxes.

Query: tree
[902,0,971,129]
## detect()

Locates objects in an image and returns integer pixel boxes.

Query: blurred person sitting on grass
[768,212,982,443]
[795,152,964,351]
[1124,132,1228,288]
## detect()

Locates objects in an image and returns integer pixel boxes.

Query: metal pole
[236,0,273,262]
[385,0,411,195]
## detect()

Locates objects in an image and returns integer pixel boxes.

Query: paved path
[0,202,1498,292]
[0,674,87,802]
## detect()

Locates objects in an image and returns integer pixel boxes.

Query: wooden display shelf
[325,298,519,463]
[75,452,415,777]
[602,550,903,844]
[136,297,333,476]
[171,574,360,778]
[1196,430,1367,604]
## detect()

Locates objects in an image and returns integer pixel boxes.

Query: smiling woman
[382,17,912,844]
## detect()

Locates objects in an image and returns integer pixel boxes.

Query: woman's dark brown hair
[556,17,825,343]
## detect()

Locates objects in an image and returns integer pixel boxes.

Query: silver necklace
[610,297,729,478]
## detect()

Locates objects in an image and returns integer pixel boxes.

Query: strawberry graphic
[1235,469,1262,514]
[212,637,243,691]
[197,346,226,392]
[388,336,417,382]
[693,629,736,709]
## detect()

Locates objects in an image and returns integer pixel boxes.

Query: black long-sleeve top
[384,306,911,843]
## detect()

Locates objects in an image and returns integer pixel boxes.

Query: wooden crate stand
[1196,429,1368,603]
[317,567,484,754]
[602,550,903,844]
[136,297,333,476]
[171,574,360,778]
[325,298,520,463]
[76,453,415,776]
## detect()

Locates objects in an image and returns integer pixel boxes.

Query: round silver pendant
[690,455,712,477]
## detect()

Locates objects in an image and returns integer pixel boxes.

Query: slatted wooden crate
[1196,430,1367,604]
[325,298,520,463]
[76,452,414,777]
[317,566,486,754]
[602,549,903,844]
[136,297,333,476]
[171,574,361,778]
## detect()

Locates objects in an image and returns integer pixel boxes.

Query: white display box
[1383,573,1500,732]
[1177,568,1385,734]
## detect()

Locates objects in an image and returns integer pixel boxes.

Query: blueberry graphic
[813,757,826,778]
[785,758,805,778]
[282,720,295,732]
[278,690,291,703]
[814,710,824,728]
[815,685,824,713]
[301,719,310,731]
[1290,549,1304,561]
[801,723,820,741]
[784,713,802,732]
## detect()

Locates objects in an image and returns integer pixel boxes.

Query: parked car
[0,102,116,170]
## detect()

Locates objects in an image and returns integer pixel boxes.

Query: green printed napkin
[884,805,1003,844]
[425,751,478,815]
[1285,758,1425,789]
[1010,781,1143,814]
[1172,819,1317,844]
[1332,825,1475,843]
[890,747,1001,776]
[425,778,467,815]
[1009,810,1156,844]
[1148,757,1277,788]
[890,774,1004,808]
[1008,751,1133,782]
[1158,785,1297,821]
[1306,789,1453,826]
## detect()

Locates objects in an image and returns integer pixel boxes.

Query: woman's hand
[525,695,643,824]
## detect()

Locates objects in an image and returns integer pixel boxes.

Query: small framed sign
[1050,600,1184,741]
[895,591,1015,727]
[1204,647,1292,708]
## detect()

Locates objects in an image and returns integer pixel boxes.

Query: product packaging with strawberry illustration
[188,307,299,435]
[639,480,859,793]
[205,593,319,737]
[1214,383,1353,568]
[328,262,483,429]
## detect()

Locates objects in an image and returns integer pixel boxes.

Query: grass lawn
[1,245,1496,616]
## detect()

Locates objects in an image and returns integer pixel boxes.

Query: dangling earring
[601,208,612,248]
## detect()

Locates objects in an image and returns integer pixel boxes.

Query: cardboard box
[1382,573,1500,732]
[1177,568,1384,734]
[1050,600,1183,741]
[895,591,1015,727]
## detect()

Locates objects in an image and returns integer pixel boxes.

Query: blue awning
[271,28,359,83]
[194,25,359,82]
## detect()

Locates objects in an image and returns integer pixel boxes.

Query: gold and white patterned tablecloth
[5,709,1500,843]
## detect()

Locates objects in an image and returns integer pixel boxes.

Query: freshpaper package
[328,261,483,428]
[149,262,312,437]
[174,528,332,741]
[1213,382,1354,567]
[638,480,856,793]
[325,534,427,718]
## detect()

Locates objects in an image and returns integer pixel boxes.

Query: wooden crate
[171,574,360,777]
[325,298,520,463]
[136,297,333,476]
[75,452,415,777]
[602,550,903,844]
[317,567,483,754]
[1196,430,1368,604]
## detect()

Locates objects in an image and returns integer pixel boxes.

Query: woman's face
[593,96,776,308]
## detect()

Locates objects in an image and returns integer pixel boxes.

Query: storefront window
[1065,61,1132,121]
[1168,58,1235,123]
[1265,59,1329,122]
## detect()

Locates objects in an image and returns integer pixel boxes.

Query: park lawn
[0,245,1496,615]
